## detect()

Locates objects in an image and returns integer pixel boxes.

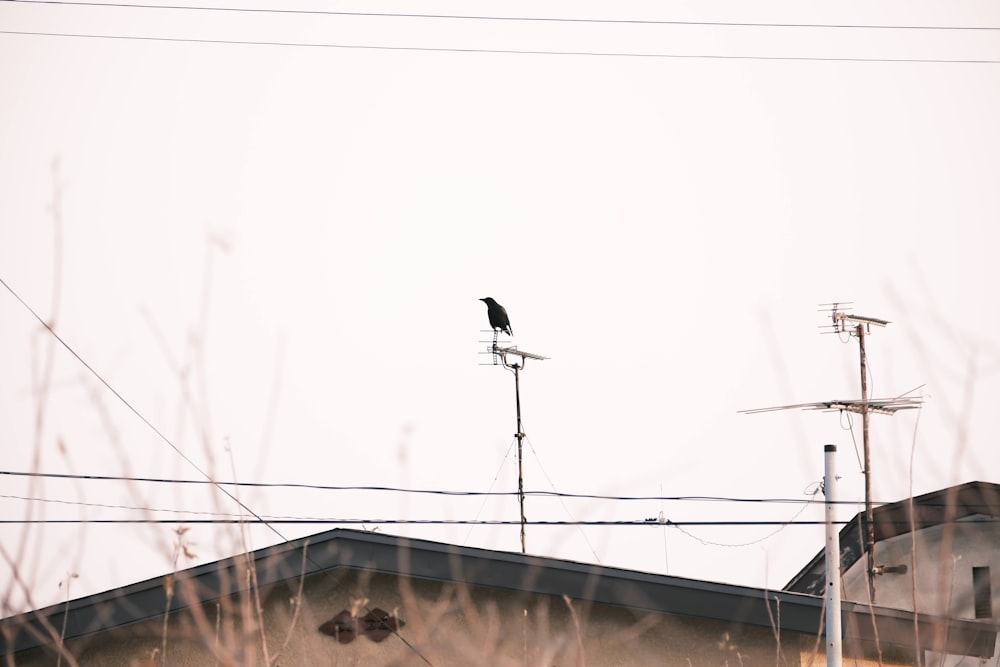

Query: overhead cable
[3,517,996,526]
[0,471,871,504]
[0,275,291,546]
[5,0,1000,32]
[1,30,998,64]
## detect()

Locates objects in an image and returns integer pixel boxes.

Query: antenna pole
[514,363,527,554]
[486,343,547,554]
[857,323,876,603]
[744,305,918,612]
[825,306,888,603]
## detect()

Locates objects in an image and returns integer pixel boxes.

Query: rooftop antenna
[829,303,885,604]
[479,299,547,554]
[741,302,922,604]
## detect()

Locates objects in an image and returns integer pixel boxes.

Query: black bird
[480,297,512,336]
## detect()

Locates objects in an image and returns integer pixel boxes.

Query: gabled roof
[785,481,1000,596]
[2,528,996,659]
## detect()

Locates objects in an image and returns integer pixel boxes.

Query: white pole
[825,444,843,667]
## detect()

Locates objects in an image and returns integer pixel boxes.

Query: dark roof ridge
[3,528,995,658]
[784,480,1000,595]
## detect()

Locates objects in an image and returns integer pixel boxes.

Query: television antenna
[741,303,922,603]
[480,335,548,554]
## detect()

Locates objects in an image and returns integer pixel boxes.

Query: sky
[2,0,1000,614]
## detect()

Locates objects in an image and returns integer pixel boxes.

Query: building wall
[7,567,851,667]
[10,564,943,666]
[841,518,1000,619]
[840,517,1000,667]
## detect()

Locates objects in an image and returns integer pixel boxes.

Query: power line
[0,483,987,515]
[3,471,985,509]
[0,275,291,545]
[3,517,996,526]
[0,470,870,504]
[0,276,433,664]
[671,487,817,548]
[0,518,855,525]
[0,488,833,549]
[1,492,829,523]
[0,493,283,518]
[1,29,999,64]
[525,435,601,562]
[5,0,1000,32]
[0,491,844,526]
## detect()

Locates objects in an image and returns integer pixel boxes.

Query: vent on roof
[319,607,406,643]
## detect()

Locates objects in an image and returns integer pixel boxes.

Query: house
[2,528,995,666]
[785,481,1000,664]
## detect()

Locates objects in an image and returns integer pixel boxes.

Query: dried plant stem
[271,540,310,665]
[55,572,77,667]
[227,445,270,665]
[562,595,586,667]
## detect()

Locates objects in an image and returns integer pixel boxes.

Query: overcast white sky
[3,0,1000,613]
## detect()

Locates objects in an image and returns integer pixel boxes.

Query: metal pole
[857,324,875,602]
[493,345,546,554]
[514,364,526,554]
[825,444,843,667]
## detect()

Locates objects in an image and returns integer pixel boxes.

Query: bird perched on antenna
[480,297,512,336]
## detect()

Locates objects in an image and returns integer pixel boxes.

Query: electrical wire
[5,469,972,508]
[0,470,880,504]
[0,276,432,663]
[4,0,1000,32]
[1,29,999,64]
[462,437,516,545]
[3,517,995,526]
[671,482,822,548]
[840,409,865,473]
[867,347,876,398]
[0,493,285,518]
[1,489,983,520]
[524,436,602,563]
[0,518,854,525]
[0,276,290,540]
[0,491,819,524]
[659,484,669,573]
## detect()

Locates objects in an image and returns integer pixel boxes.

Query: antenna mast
[741,303,922,606]
[481,337,547,554]
[827,304,889,603]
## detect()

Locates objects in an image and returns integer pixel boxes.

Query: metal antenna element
[741,303,923,605]
[485,342,548,554]
[479,297,513,364]
[817,302,854,335]
[478,330,509,365]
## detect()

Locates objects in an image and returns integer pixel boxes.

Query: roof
[785,480,1000,596]
[3,528,996,659]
